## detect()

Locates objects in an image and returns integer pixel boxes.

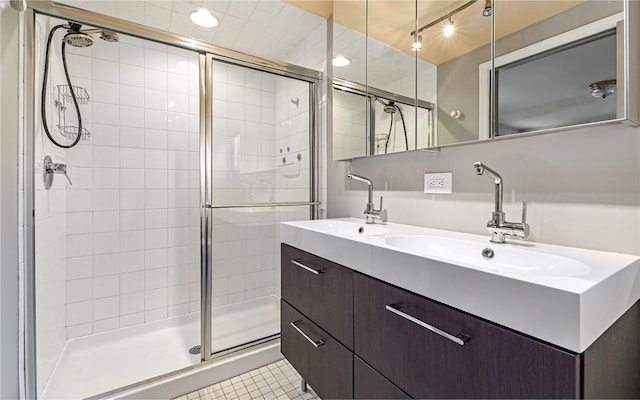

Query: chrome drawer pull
[291,259,325,275]
[385,304,470,346]
[290,321,325,348]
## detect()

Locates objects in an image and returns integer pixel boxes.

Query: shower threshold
[41,295,281,399]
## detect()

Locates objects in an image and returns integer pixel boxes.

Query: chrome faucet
[347,172,387,224]
[473,162,529,243]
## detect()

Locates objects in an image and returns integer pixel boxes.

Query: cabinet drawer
[354,273,579,399]
[354,356,410,399]
[281,299,353,399]
[281,244,353,349]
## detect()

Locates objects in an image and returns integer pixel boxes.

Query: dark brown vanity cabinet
[354,273,579,399]
[280,244,640,399]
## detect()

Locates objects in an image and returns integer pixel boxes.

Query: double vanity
[279,218,640,398]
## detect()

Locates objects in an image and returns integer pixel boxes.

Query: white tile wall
[51,29,201,340]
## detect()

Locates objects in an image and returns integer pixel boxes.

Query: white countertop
[280,218,640,353]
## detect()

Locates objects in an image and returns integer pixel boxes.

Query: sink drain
[189,345,201,355]
[481,248,495,260]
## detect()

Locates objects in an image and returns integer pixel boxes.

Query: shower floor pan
[41,296,281,399]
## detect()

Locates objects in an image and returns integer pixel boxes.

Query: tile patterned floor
[175,359,320,400]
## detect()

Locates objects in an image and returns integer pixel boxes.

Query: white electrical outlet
[424,172,453,194]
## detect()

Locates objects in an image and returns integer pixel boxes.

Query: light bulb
[411,35,422,52]
[332,56,351,67]
[189,8,219,28]
[443,20,455,37]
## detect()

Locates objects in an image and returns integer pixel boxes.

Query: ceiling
[293,0,586,65]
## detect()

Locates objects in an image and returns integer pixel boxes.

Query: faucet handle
[521,200,527,224]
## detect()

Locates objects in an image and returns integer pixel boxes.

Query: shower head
[99,30,119,43]
[62,23,120,47]
[63,31,94,47]
[383,101,397,114]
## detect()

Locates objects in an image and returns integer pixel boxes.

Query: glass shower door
[206,59,315,355]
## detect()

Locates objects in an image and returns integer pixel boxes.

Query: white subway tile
[145,248,168,270]
[120,168,144,189]
[167,132,189,151]
[120,312,144,328]
[93,253,120,276]
[145,69,167,91]
[93,317,119,334]
[66,301,92,326]
[120,189,145,210]
[120,210,145,231]
[66,279,93,303]
[120,230,145,252]
[67,212,93,235]
[93,59,119,83]
[145,308,167,322]
[120,250,145,273]
[67,234,93,258]
[167,189,189,208]
[145,48,167,71]
[145,189,168,209]
[120,127,145,148]
[168,284,189,305]
[168,73,188,94]
[145,109,168,130]
[120,43,144,67]
[93,275,119,298]
[168,265,189,286]
[93,232,120,255]
[167,93,188,113]
[120,64,145,86]
[93,102,120,125]
[145,89,168,110]
[68,167,92,190]
[93,297,119,320]
[145,129,168,150]
[67,256,93,280]
[145,287,168,310]
[120,272,144,294]
[168,170,189,189]
[167,112,189,132]
[93,189,119,211]
[120,106,145,128]
[92,81,119,104]
[145,209,168,229]
[167,151,189,170]
[67,323,92,339]
[120,147,145,169]
[93,168,119,189]
[68,190,93,212]
[145,170,167,189]
[120,292,144,315]
[168,304,189,317]
[92,211,119,233]
[145,228,167,249]
[119,85,145,107]
[145,268,168,290]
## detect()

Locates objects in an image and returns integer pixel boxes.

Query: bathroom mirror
[332,0,639,160]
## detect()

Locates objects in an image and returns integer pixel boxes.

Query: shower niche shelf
[56,84,91,140]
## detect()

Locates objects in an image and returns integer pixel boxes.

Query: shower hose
[41,24,84,149]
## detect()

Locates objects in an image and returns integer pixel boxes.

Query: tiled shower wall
[61,33,201,338]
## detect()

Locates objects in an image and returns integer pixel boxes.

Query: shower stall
[26,4,319,399]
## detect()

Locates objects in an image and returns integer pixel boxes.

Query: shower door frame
[24,3,322,398]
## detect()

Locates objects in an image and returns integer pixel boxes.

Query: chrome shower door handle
[290,321,325,348]
[385,304,470,346]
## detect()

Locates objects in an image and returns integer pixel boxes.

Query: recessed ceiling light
[189,8,219,28]
[332,56,351,67]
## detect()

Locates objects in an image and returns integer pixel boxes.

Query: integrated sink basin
[302,219,390,236]
[383,235,592,277]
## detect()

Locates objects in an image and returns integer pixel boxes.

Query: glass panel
[210,61,313,353]
[34,14,201,399]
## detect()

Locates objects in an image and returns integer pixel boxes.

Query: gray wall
[436,1,623,144]
[329,123,640,255]
[0,6,21,399]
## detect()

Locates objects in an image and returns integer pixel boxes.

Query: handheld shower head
[63,23,94,47]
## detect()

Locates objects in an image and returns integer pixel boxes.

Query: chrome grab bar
[385,304,470,346]
[290,321,325,348]
[291,259,324,275]
[202,201,320,209]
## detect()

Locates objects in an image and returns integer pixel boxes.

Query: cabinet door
[281,244,353,349]
[354,356,410,399]
[354,273,579,399]
[281,299,353,399]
